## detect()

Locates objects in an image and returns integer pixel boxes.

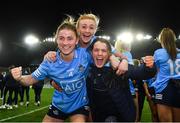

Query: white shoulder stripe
[34,69,41,77]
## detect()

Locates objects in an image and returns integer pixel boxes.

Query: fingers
[109,55,120,70]
[44,51,57,62]
[116,69,126,75]
[49,52,56,61]
[11,66,22,81]
[144,56,154,68]
[51,80,63,92]
[116,60,128,75]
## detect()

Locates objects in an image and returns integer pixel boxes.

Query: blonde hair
[114,40,131,53]
[76,13,100,29]
[55,15,77,41]
[158,27,177,60]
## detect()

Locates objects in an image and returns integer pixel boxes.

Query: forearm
[127,64,157,80]
[114,51,128,60]
[143,82,150,95]
[18,75,38,86]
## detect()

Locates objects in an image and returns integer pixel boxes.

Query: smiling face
[77,19,97,47]
[92,41,111,68]
[56,29,78,61]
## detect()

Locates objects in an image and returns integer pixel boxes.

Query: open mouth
[96,58,104,67]
[82,35,91,41]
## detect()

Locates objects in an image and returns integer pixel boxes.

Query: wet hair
[89,37,112,54]
[76,13,100,30]
[9,65,15,70]
[158,27,177,60]
[55,15,78,41]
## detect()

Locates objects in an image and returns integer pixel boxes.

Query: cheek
[104,54,110,59]
[92,53,96,58]
[104,55,109,61]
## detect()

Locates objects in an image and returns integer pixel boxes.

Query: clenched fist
[11,66,22,81]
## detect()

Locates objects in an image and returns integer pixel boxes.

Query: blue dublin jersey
[143,77,156,88]
[32,48,91,113]
[122,51,134,65]
[152,48,180,93]
[123,51,135,95]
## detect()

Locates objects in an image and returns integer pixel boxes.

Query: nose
[63,39,69,45]
[85,28,90,33]
[98,50,103,55]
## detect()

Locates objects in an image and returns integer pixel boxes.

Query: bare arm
[11,67,38,86]
[143,81,152,101]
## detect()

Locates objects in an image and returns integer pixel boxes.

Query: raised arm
[11,67,38,86]
[126,56,156,80]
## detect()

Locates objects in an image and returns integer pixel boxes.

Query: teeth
[63,46,69,49]
[83,34,91,36]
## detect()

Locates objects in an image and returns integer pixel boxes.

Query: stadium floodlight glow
[24,35,39,45]
[117,32,133,44]
[43,37,55,42]
[98,35,110,40]
[144,34,152,40]
[136,33,144,41]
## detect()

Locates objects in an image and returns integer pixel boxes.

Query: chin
[95,64,103,68]
[82,38,91,43]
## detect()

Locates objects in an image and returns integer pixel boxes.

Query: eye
[82,25,86,29]
[90,26,95,30]
[58,36,64,41]
[67,37,73,41]
[102,49,107,53]
[93,48,99,52]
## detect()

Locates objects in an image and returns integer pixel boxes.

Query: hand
[11,67,22,81]
[109,55,120,70]
[143,56,154,68]
[43,51,57,62]
[146,94,152,101]
[51,80,63,92]
[116,59,128,75]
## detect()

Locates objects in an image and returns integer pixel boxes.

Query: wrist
[121,58,128,63]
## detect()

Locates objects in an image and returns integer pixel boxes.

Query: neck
[60,51,74,62]
[79,40,88,48]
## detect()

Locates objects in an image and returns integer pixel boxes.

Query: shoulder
[76,47,90,57]
[154,48,167,55]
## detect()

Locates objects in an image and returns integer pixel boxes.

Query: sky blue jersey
[129,79,135,95]
[123,51,135,95]
[122,51,134,65]
[32,48,91,113]
[143,77,156,88]
[152,48,180,93]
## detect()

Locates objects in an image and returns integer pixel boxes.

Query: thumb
[19,66,22,71]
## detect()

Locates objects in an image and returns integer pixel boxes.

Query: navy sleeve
[126,64,157,80]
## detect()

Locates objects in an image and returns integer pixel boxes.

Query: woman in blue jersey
[152,28,180,122]
[11,16,91,122]
[44,13,128,75]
